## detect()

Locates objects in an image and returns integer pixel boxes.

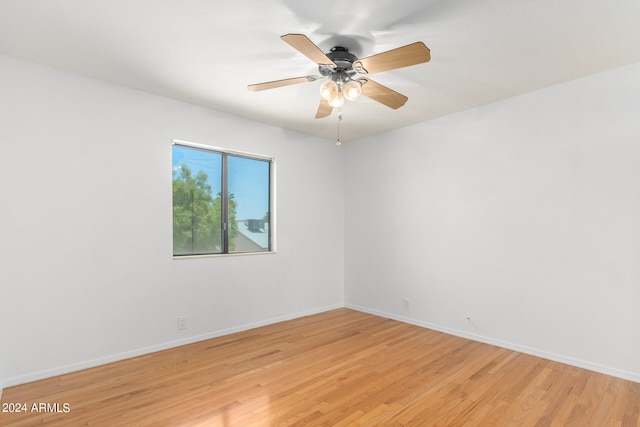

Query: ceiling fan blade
[281,34,337,67]
[360,78,408,109]
[315,98,333,119]
[353,42,430,75]
[247,75,321,92]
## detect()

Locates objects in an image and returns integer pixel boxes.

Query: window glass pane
[172,145,223,255]
[228,155,270,253]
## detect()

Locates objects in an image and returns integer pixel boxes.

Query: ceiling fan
[248,34,431,119]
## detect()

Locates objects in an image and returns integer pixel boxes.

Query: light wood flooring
[1,308,639,426]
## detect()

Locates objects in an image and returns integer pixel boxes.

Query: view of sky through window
[172,146,269,220]
[172,143,271,255]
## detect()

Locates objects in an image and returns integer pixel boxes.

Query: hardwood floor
[1,308,639,426]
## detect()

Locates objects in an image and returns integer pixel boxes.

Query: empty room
[1,0,639,425]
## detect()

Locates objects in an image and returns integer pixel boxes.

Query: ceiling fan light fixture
[328,92,344,108]
[319,79,338,101]
[343,80,362,101]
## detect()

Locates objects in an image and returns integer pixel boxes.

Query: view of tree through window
[172,143,271,256]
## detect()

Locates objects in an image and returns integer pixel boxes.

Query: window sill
[172,251,276,260]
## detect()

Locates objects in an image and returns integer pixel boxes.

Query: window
[172,141,273,256]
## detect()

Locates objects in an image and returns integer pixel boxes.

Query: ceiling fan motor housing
[320,47,358,80]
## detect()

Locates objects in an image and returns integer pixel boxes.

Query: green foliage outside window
[172,164,237,254]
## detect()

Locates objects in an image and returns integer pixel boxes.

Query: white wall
[0,54,344,388]
[2,51,638,392]
[345,62,640,382]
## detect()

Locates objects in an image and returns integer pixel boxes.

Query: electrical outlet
[402,298,410,311]
[177,316,187,330]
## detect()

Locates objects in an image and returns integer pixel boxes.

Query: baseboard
[345,303,640,384]
[2,303,343,389]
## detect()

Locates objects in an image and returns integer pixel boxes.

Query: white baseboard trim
[345,303,640,384]
[2,304,343,389]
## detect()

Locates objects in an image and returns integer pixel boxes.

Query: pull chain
[336,110,343,146]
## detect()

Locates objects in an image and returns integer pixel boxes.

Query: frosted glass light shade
[343,80,362,101]
[328,92,344,107]
[319,80,338,101]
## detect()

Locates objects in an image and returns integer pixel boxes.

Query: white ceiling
[1,0,640,142]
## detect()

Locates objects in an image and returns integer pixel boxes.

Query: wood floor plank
[1,308,638,426]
